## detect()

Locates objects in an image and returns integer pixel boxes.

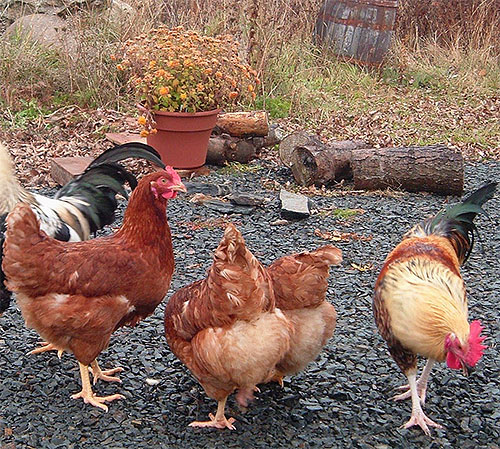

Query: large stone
[1,0,109,22]
[4,14,77,52]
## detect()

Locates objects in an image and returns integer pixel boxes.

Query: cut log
[214,111,269,137]
[106,131,261,166]
[206,134,259,166]
[279,131,323,167]
[351,145,464,195]
[290,139,369,186]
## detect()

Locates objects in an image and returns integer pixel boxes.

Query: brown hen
[2,168,186,411]
[266,245,342,384]
[164,223,292,430]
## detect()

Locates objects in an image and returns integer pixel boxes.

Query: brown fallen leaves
[314,228,373,242]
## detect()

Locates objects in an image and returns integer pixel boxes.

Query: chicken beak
[461,361,472,377]
[170,182,187,193]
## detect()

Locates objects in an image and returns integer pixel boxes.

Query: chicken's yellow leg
[89,360,123,385]
[189,396,236,430]
[71,362,124,412]
[29,342,63,358]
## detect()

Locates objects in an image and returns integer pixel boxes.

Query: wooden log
[279,131,323,167]
[351,145,464,195]
[214,111,269,137]
[206,134,259,166]
[290,139,369,186]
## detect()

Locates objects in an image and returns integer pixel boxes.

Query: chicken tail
[0,143,33,216]
[267,245,342,310]
[51,143,165,239]
[408,181,497,264]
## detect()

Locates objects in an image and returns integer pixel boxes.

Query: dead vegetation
[0,0,498,186]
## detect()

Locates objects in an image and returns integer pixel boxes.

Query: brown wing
[3,203,170,302]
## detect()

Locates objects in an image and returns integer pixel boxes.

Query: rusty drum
[314,0,399,66]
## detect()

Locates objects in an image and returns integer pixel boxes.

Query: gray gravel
[0,160,499,449]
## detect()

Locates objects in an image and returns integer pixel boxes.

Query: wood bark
[351,145,464,195]
[288,136,464,195]
[279,131,323,167]
[206,134,259,165]
[214,111,269,137]
[290,138,369,186]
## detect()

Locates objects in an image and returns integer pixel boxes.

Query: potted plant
[116,26,259,168]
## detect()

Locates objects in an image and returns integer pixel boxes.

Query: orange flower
[140,130,149,137]
[159,86,169,95]
[247,84,254,92]
[180,93,187,100]
[215,71,223,79]
[137,116,147,125]
[229,91,239,99]
[116,64,124,71]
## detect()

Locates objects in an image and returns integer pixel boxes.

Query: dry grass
[0,0,498,159]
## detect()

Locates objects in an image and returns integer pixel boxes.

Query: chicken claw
[29,342,63,359]
[189,413,236,430]
[189,397,235,430]
[72,362,124,411]
[235,386,260,408]
[71,390,124,412]
[89,360,123,385]
[402,410,443,436]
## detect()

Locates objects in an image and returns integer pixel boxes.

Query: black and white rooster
[0,141,165,316]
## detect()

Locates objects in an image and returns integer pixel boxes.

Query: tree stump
[279,131,323,167]
[351,145,464,195]
[206,135,259,166]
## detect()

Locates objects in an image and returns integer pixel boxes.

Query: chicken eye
[160,178,167,184]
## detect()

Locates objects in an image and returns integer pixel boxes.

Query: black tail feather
[54,143,165,235]
[87,142,165,169]
[423,181,497,263]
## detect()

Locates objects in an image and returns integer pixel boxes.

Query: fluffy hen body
[266,245,342,382]
[2,168,185,411]
[373,181,496,435]
[0,142,165,316]
[164,223,292,430]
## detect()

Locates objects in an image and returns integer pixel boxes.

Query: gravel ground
[0,160,499,449]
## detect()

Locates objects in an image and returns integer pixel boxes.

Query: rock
[4,14,76,52]
[2,0,109,22]
[229,192,267,207]
[183,182,231,196]
[202,199,255,215]
[279,189,311,219]
[106,0,137,24]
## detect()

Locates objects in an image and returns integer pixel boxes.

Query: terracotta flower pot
[146,109,220,169]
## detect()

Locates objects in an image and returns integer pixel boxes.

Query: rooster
[266,245,342,385]
[164,224,292,429]
[373,181,497,435]
[2,168,186,411]
[0,141,165,318]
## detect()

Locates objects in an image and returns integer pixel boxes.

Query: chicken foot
[393,359,435,405]
[28,342,63,358]
[189,396,236,430]
[71,362,124,412]
[89,360,123,385]
[401,371,443,436]
[236,386,260,408]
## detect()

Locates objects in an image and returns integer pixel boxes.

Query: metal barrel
[314,0,399,66]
